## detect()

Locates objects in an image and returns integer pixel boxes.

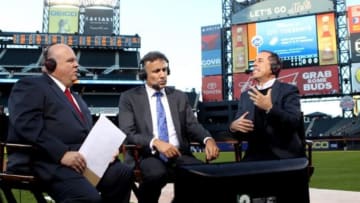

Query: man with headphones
[118,51,219,203]
[7,43,133,203]
[230,50,305,161]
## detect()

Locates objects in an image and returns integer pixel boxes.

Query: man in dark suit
[7,43,133,203]
[230,50,305,161]
[118,51,219,203]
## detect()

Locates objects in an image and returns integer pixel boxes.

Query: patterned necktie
[64,88,84,122]
[154,91,169,162]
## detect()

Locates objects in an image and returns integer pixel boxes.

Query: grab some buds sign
[233,65,339,99]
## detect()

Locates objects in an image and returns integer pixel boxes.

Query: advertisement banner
[232,0,334,24]
[317,13,338,66]
[232,24,249,73]
[84,8,113,35]
[350,33,360,63]
[280,66,339,96]
[247,15,319,68]
[232,65,339,99]
[233,73,254,100]
[49,6,79,34]
[348,5,360,34]
[201,25,222,76]
[201,75,223,102]
[351,63,360,93]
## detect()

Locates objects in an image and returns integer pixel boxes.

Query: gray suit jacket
[118,86,211,157]
[7,74,92,181]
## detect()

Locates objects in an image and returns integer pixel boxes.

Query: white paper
[79,115,126,179]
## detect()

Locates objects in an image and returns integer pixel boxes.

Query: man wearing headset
[230,50,305,161]
[7,43,133,203]
[118,51,219,203]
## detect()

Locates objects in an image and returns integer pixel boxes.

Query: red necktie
[64,88,84,121]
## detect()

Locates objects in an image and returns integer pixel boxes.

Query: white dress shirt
[145,85,180,151]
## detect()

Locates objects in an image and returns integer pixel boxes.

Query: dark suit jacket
[118,86,211,158]
[233,80,305,160]
[6,74,93,181]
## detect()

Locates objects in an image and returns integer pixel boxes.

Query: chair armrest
[305,139,313,166]
[0,142,35,173]
[120,144,143,182]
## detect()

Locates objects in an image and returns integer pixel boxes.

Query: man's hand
[60,151,86,173]
[111,149,120,163]
[153,139,181,159]
[248,87,273,112]
[230,112,254,133]
[204,138,219,161]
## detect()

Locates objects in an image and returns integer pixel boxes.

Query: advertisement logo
[251,35,263,48]
[237,194,250,203]
[313,141,330,149]
[355,67,360,83]
[355,38,360,54]
[340,96,354,111]
[207,82,217,90]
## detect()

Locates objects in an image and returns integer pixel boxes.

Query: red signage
[202,75,223,102]
[348,5,360,34]
[233,65,340,99]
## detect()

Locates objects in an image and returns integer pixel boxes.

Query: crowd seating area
[79,49,117,67]
[0,47,139,80]
[118,50,139,68]
[0,48,42,66]
[305,113,360,138]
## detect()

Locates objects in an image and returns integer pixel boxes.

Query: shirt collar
[145,84,165,97]
[256,78,276,90]
[48,74,66,92]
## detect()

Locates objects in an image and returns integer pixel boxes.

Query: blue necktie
[154,91,169,162]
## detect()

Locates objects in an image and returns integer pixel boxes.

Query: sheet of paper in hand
[79,114,126,186]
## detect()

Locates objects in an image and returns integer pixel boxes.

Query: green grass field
[309,150,360,192]
[2,150,360,202]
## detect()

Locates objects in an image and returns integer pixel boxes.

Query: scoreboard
[11,33,140,49]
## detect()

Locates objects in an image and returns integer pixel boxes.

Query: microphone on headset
[152,84,161,91]
[245,69,253,74]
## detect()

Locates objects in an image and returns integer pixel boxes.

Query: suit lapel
[271,81,280,106]
[165,88,182,141]
[72,92,91,128]
[44,74,87,126]
[138,87,153,134]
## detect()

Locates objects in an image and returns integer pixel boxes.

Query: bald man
[7,43,133,203]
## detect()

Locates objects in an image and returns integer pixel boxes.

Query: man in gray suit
[118,51,219,203]
[7,43,133,203]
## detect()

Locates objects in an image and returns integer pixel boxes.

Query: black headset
[43,44,57,73]
[138,51,171,80]
[262,50,282,77]
[271,62,281,76]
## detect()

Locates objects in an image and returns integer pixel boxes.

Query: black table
[174,157,310,203]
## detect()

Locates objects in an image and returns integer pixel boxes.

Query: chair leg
[32,190,48,203]
[131,182,140,201]
[1,186,17,203]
